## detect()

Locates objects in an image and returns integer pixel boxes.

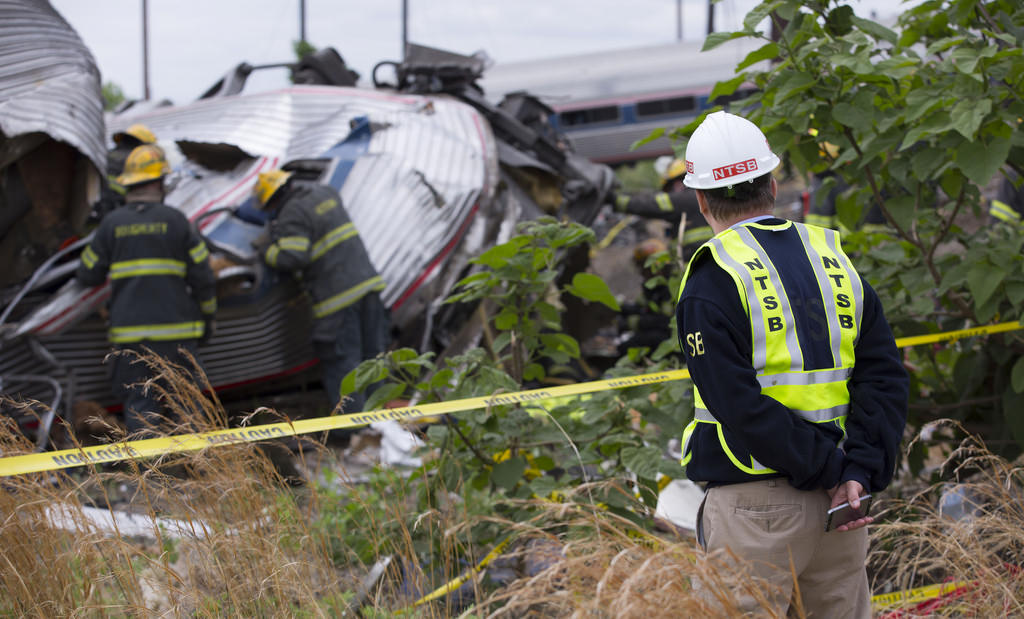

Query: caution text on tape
[1,320,1021,478]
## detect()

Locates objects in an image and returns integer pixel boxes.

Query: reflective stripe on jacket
[262,182,385,340]
[678,220,864,476]
[76,201,217,344]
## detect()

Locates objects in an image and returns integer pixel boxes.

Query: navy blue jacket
[676,218,908,492]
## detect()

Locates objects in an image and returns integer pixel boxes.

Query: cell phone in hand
[825,494,873,532]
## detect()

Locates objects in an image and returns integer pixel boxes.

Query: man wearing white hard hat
[674,111,908,617]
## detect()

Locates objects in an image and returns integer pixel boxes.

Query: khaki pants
[698,478,870,618]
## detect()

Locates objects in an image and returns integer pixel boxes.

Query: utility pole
[142,0,150,100]
[401,0,408,59]
[676,0,682,41]
[299,0,306,43]
[706,0,715,35]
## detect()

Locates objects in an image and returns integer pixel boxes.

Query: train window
[558,105,620,127]
[711,88,759,108]
[635,96,696,118]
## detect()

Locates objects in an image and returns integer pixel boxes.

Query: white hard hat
[683,111,780,190]
[653,155,674,178]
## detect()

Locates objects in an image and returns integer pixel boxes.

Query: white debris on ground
[654,479,705,531]
[45,502,205,540]
[372,419,426,468]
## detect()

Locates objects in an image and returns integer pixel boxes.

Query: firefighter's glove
[251,229,272,254]
[199,317,216,345]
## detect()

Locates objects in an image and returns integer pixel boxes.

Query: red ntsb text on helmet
[712,158,758,180]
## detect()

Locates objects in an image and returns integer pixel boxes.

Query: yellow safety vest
[678,220,864,475]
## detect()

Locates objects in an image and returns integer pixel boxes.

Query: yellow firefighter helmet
[254,170,294,208]
[112,123,157,146]
[660,158,688,190]
[116,144,170,187]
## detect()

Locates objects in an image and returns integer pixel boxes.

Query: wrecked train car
[0,42,615,447]
[0,0,107,447]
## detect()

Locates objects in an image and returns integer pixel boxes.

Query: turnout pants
[697,478,870,618]
[111,340,201,435]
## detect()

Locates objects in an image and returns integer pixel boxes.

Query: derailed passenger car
[0,38,615,447]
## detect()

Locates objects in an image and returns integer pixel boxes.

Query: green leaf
[737,42,779,71]
[364,382,407,412]
[621,446,665,480]
[702,31,745,52]
[709,74,747,102]
[832,102,873,133]
[491,456,527,490]
[494,309,518,330]
[773,70,816,104]
[900,111,953,150]
[539,333,580,359]
[825,5,854,37]
[966,261,1004,308]
[885,194,916,233]
[953,133,1012,186]
[566,272,620,311]
[1012,357,1024,394]
[473,238,526,268]
[631,126,666,150]
[851,15,898,45]
[910,146,946,181]
[743,0,782,32]
[950,99,992,140]
[492,331,512,353]
[523,363,545,381]
[835,190,864,231]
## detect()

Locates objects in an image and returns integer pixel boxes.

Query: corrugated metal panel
[0,0,106,174]
[111,86,498,308]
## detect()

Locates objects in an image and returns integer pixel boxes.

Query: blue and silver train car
[480,38,764,165]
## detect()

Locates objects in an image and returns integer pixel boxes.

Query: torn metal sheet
[0,0,105,291]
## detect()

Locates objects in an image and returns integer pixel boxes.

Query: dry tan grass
[3,351,1024,617]
[868,421,1024,616]
[0,349,354,617]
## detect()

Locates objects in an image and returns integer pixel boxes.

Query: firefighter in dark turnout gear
[613,158,713,262]
[675,112,908,617]
[254,170,389,425]
[77,144,217,433]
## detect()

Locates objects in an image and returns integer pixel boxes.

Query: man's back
[78,201,215,342]
[264,182,384,340]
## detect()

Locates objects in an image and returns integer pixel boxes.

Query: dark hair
[699,172,774,221]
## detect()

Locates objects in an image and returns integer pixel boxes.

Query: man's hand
[827,479,873,532]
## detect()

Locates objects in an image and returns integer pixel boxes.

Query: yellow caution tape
[0,320,1020,478]
[893,320,1022,348]
[871,580,971,608]
[0,371,684,477]
[411,536,512,607]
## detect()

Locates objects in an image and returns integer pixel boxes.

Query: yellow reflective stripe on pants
[312,276,386,318]
[110,321,203,343]
[110,259,186,279]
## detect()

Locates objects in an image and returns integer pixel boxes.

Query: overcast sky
[49,0,904,105]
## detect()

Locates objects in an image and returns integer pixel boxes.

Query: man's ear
[770,176,778,199]
[696,189,709,218]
